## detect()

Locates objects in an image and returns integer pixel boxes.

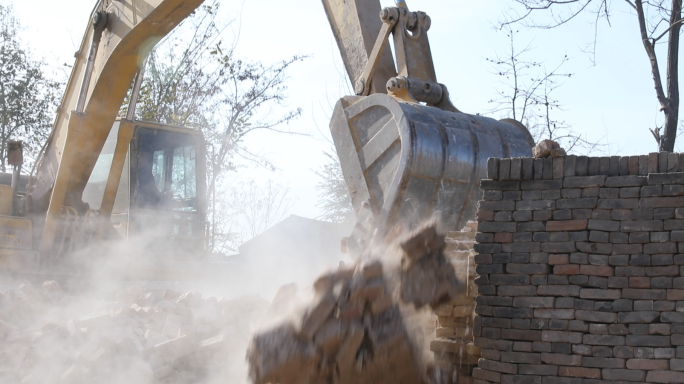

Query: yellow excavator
[0,0,534,283]
[0,0,208,279]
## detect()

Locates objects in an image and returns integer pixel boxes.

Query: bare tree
[228,180,295,243]
[123,1,306,254]
[487,27,600,153]
[500,0,682,152]
[314,151,353,224]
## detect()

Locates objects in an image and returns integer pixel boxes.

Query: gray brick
[620,187,641,198]
[506,263,548,274]
[561,189,582,198]
[598,198,639,209]
[497,159,509,180]
[537,285,580,297]
[572,209,593,219]
[479,222,517,233]
[491,274,530,285]
[621,220,664,232]
[589,231,609,243]
[564,175,607,188]
[576,310,617,323]
[479,359,518,374]
[611,209,633,221]
[608,277,628,288]
[540,352,582,366]
[606,175,648,187]
[533,309,575,319]
[617,311,660,324]
[513,297,555,308]
[572,344,592,355]
[503,243,542,253]
[634,346,654,358]
[665,219,684,230]
[513,210,533,222]
[602,368,646,381]
[553,209,572,220]
[541,330,583,344]
[654,207,675,219]
[522,157,534,180]
[533,210,553,221]
[478,296,514,306]
[540,242,576,253]
[493,307,534,319]
[501,375,541,384]
[510,158,522,180]
[665,184,684,196]
[661,312,684,323]
[622,288,666,300]
[642,196,684,208]
[500,351,541,365]
[599,188,619,199]
[609,255,629,267]
[576,242,612,254]
[626,335,671,347]
[582,357,625,368]
[518,221,546,232]
[588,219,620,231]
[521,179,562,190]
[613,346,633,358]
[498,285,538,296]
[631,208,654,219]
[549,232,569,242]
[568,231,588,241]
[648,172,684,184]
[519,364,557,376]
[556,198,598,209]
[642,185,662,197]
[516,200,555,211]
[629,254,650,266]
[584,334,625,346]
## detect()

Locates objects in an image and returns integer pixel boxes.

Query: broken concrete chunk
[532,139,566,158]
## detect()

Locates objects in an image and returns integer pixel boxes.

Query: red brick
[548,254,569,265]
[546,220,588,231]
[495,233,513,243]
[478,210,495,222]
[559,366,601,379]
[579,265,613,277]
[646,370,684,383]
[554,265,579,275]
[667,289,684,301]
[629,277,651,288]
[473,367,502,383]
[626,359,669,370]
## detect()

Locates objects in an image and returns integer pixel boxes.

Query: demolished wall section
[473,153,684,384]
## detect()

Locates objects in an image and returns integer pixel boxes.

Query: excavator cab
[82,119,207,258]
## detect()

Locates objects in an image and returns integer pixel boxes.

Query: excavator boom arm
[30,0,205,253]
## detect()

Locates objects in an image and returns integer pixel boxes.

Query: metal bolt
[355,79,365,96]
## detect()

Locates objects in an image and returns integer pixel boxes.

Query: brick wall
[472,153,684,384]
[431,222,480,383]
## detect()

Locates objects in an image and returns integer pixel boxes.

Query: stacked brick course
[473,152,684,384]
[431,222,480,383]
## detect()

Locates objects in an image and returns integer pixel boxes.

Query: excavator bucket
[331,94,534,255]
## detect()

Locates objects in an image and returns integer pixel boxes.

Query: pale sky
[4,0,671,220]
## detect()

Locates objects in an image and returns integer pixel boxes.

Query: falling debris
[247,222,467,384]
[532,139,566,158]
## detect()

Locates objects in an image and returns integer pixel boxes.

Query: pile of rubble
[247,223,466,384]
[0,280,268,383]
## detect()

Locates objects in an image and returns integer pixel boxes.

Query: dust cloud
[0,220,463,383]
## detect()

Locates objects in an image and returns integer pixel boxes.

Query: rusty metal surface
[330,94,533,254]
